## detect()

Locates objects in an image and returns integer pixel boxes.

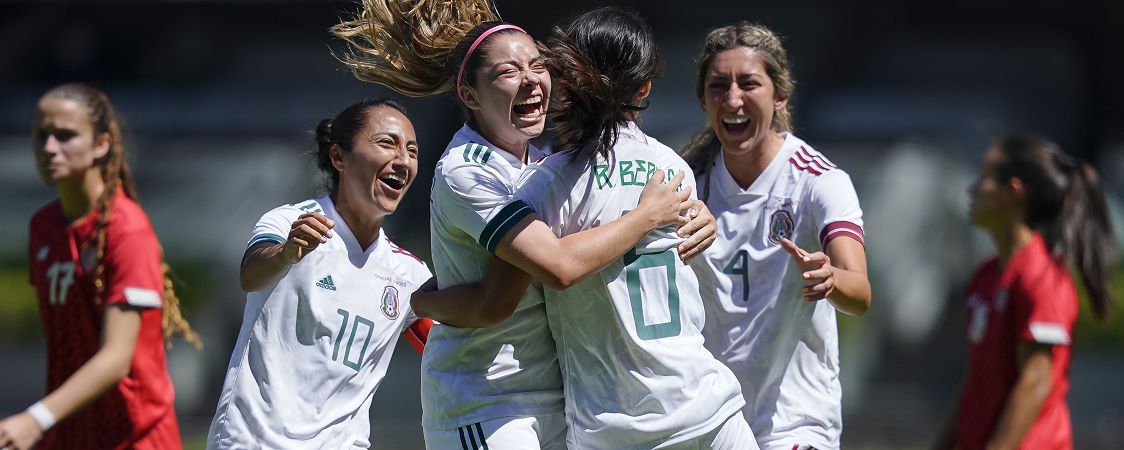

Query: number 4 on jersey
[723,249,749,303]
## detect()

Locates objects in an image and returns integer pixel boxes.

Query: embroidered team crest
[80,246,98,273]
[36,245,49,262]
[768,199,796,244]
[380,286,400,320]
[994,289,1009,312]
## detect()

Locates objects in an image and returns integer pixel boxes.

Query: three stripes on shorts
[457,422,489,450]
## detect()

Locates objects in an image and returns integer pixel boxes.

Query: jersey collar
[714,132,797,197]
[317,195,386,263]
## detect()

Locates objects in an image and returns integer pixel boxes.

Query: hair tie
[324,119,336,144]
[457,24,526,98]
[621,99,650,112]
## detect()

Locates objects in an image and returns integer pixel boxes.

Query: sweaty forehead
[480,32,539,64]
[365,106,416,139]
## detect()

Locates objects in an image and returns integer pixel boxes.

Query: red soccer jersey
[27,189,181,450]
[956,233,1077,450]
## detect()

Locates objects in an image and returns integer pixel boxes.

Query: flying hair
[331,0,503,96]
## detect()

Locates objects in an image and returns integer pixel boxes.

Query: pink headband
[456,24,527,98]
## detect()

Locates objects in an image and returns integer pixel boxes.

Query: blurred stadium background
[1,0,1122,448]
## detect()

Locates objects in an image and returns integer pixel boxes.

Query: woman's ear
[93,132,111,160]
[459,87,481,111]
[774,94,789,113]
[1008,177,1026,203]
[329,143,346,174]
[635,80,653,102]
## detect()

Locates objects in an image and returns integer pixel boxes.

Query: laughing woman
[205,99,433,449]
[332,1,713,447]
[682,23,871,450]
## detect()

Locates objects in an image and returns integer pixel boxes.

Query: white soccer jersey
[515,122,746,449]
[690,133,864,450]
[207,197,431,449]
[421,125,563,431]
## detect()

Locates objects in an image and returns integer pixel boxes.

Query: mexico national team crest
[80,246,98,273]
[769,199,796,244]
[380,286,400,320]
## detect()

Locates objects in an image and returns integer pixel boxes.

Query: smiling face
[31,96,109,187]
[460,32,550,153]
[333,105,419,219]
[700,47,787,157]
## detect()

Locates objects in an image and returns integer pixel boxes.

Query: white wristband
[27,401,56,431]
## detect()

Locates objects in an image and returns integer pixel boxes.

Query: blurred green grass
[0,258,214,343]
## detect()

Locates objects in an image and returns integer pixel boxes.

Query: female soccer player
[413,7,754,448]
[333,1,714,447]
[505,8,753,448]
[204,99,434,449]
[680,23,872,450]
[932,136,1115,450]
[0,83,198,450]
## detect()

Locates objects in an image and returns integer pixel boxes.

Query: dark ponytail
[545,7,662,163]
[1059,160,1115,320]
[996,135,1116,320]
[314,98,407,193]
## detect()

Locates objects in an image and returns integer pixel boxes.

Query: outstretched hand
[779,238,835,302]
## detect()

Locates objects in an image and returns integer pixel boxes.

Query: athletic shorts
[658,411,759,450]
[423,413,566,450]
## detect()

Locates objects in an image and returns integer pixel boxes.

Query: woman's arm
[240,212,335,292]
[0,305,141,450]
[496,170,689,290]
[779,237,871,316]
[985,342,1054,450]
[411,258,533,327]
[413,170,708,327]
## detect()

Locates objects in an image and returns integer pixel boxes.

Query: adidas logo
[316,275,337,291]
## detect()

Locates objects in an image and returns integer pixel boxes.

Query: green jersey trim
[462,143,494,165]
[478,200,534,253]
[247,233,286,249]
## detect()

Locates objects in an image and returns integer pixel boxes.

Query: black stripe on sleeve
[478,200,535,253]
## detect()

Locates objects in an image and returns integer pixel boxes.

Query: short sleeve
[514,159,564,234]
[809,169,865,249]
[247,203,304,249]
[436,163,533,253]
[104,229,165,309]
[1011,269,1076,346]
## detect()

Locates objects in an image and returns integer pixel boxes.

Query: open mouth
[378,172,407,192]
[721,116,750,134]
[512,94,544,118]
